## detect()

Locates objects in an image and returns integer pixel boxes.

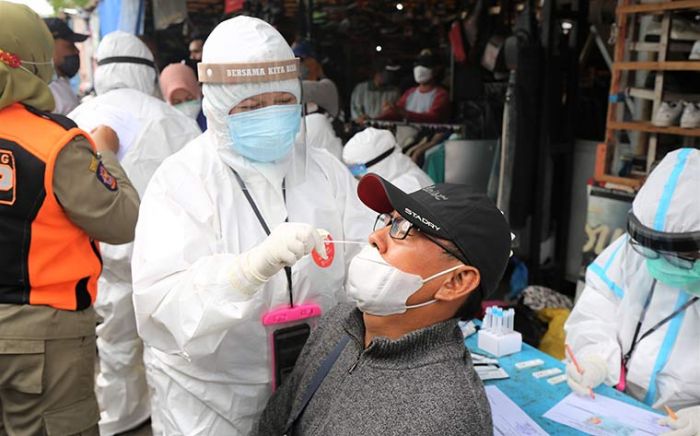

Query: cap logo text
[423,186,448,201]
[404,207,440,231]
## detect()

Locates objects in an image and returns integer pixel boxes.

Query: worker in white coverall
[130,16,374,435]
[69,31,201,435]
[343,127,433,193]
[565,148,700,436]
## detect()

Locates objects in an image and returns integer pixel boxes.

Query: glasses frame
[374,213,470,265]
[628,238,698,270]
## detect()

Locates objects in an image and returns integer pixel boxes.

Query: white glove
[660,406,700,436]
[243,222,327,284]
[566,354,608,396]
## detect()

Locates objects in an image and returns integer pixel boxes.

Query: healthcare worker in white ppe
[131,16,374,435]
[69,31,201,435]
[565,148,700,436]
[343,127,433,193]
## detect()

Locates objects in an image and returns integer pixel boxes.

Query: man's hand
[660,406,700,436]
[356,114,368,126]
[90,125,120,155]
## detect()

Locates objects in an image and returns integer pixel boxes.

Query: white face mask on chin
[347,245,462,316]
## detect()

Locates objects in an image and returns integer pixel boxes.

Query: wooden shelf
[608,121,700,136]
[627,87,700,102]
[613,61,700,71]
[618,0,700,14]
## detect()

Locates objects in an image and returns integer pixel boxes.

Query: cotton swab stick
[664,405,678,421]
[565,344,595,399]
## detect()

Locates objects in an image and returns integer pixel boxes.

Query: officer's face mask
[226,104,302,162]
[346,245,461,316]
[58,54,80,78]
[646,257,700,295]
[175,98,201,120]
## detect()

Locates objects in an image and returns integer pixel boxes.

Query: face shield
[627,212,700,269]
[199,22,308,188]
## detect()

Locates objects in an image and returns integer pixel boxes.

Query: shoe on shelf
[647,17,700,41]
[680,102,700,128]
[690,41,700,60]
[652,101,684,127]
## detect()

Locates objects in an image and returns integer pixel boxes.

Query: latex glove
[566,354,608,396]
[660,406,700,436]
[244,222,327,284]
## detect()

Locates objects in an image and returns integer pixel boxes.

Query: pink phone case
[263,303,322,390]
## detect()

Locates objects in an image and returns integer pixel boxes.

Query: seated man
[378,49,450,123]
[255,174,511,436]
[350,59,401,125]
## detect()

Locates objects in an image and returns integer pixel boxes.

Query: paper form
[543,393,667,436]
[485,385,550,436]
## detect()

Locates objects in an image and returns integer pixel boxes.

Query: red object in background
[449,21,467,63]
[224,0,244,14]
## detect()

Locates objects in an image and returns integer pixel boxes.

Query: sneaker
[653,102,684,127]
[680,102,700,128]
[690,41,700,60]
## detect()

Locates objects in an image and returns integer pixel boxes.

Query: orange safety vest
[0,103,102,311]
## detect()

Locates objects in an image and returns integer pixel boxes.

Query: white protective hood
[94,31,157,97]
[343,127,433,192]
[632,148,700,234]
[304,112,342,159]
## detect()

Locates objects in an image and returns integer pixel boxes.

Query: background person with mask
[565,148,700,434]
[69,31,201,436]
[0,3,140,434]
[160,62,207,131]
[131,16,374,435]
[256,174,511,435]
[379,49,450,123]
[343,127,433,192]
[350,58,401,125]
[44,17,88,115]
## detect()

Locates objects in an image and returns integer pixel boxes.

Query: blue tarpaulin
[98,0,145,38]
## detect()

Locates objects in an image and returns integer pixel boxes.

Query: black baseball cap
[44,18,89,43]
[358,173,511,295]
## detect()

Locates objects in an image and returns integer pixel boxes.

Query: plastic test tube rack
[477,306,522,357]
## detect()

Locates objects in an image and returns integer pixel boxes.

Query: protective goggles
[347,148,394,178]
[627,212,700,269]
[374,213,469,265]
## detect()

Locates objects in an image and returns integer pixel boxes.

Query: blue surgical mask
[227,104,301,162]
[348,163,368,178]
[646,258,700,295]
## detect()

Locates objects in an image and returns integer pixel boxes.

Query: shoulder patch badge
[0,149,16,206]
[96,162,118,191]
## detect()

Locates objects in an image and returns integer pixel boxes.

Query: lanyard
[231,169,294,307]
[622,280,699,369]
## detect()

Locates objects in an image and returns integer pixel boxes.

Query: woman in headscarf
[160,62,207,131]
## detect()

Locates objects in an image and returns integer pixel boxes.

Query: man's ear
[434,266,480,301]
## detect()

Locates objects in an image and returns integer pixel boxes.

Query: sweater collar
[343,308,464,366]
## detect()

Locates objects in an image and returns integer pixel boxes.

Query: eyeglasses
[628,238,699,270]
[374,213,469,264]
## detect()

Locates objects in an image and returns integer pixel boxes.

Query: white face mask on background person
[346,245,461,316]
[174,99,202,119]
[413,66,433,84]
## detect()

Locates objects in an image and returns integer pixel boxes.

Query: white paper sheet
[71,104,141,161]
[543,393,667,436]
[485,385,550,436]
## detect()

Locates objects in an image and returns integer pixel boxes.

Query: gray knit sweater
[254,304,493,436]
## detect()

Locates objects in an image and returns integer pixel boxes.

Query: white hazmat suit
[68,31,202,435]
[566,148,700,413]
[343,127,433,192]
[304,112,342,159]
[131,17,374,435]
